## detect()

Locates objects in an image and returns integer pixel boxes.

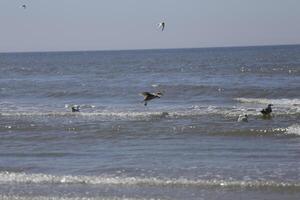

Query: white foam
[0,102,298,120]
[65,104,95,109]
[0,195,145,200]
[151,84,160,88]
[0,110,170,119]
[285,124,300,136]
[0,172,298,189]
[235,98,300,107]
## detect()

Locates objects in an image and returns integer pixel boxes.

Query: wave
[0,111,171,121]
[234,98,300,117]
[0,105,299,121]
[253,125,300,136]
[0,196,148,200]
[1,98,299,121]
[242,126,300,137]
[0,195,149,200]
[285,124,300,136]
[0,172,299,189]
[235,98,300,107]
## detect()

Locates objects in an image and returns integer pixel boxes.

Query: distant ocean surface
[0,45,300,200]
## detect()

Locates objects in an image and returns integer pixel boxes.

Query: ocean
[0,45,299,200]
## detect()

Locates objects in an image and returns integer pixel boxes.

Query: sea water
[0,45,299,199]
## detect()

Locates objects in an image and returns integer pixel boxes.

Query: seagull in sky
[157,22,165,31]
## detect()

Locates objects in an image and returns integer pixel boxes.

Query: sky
[1,0,300,52]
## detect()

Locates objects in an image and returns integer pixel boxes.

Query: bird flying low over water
[140,92,163,106]
[157,22,165,31]
[260,104,273,116]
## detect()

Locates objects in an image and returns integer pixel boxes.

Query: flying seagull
[140,92,163,106]
[260,104,273,116]
[157,22,165,31]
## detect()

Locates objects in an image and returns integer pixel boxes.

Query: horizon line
[1,43,299,54]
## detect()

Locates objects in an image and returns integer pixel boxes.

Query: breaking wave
[285,124,300,136]
[0,196,147,200]
[0,172,299,189]
[0,105,298,121]
[235,98,300,107]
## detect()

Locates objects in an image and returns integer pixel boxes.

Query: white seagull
[157,22,165,31]
[237,114,248,122]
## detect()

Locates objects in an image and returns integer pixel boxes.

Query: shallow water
[0,45,300,199]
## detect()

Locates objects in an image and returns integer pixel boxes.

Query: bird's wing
[140,92,151,97]
[260,109,266,114]
[157,23,164,29]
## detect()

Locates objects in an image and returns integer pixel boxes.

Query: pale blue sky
[1,0,300,52]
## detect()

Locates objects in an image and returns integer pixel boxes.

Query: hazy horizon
[1,0,300,52]
[1,43,300,54]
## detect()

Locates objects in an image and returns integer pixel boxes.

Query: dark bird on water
[260,104,273,116]
[140,92,163,106]
[22,5,26,9]
[71,105,80,112]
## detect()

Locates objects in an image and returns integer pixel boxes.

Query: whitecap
[0,172,299,189]
[235,98,300,107]
[285,124,300,136]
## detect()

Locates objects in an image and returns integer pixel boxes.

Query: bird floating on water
[238,114,248,122]
[140,92,163,106]
[260,104,273,117]
[21,5,26,9]
[157,22,165,31]
[71,105,80,112]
